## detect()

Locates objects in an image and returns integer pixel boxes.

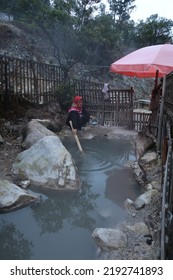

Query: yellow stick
[69,121,83,153]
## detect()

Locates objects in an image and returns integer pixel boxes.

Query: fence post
[101,90,104,125]
[30,61,39,105]
[4,57,10,110]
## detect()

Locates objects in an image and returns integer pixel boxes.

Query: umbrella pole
[157,76,166,153]
[154,70,159,90]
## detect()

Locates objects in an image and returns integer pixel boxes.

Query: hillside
[0,21,154,99]
[0,21,54,63]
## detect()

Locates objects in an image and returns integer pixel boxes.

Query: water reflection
[0,219,33,260]
[31,183,98,234]
[105,168,141,208]
[0,137,139,260]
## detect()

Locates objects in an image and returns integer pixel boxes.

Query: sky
[130,0,173,22]
[102,0,173,22]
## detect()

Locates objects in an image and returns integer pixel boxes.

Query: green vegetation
[55,82,76,110]
[1,0,173,80]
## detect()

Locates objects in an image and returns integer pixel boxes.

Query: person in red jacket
[66,96,90,135]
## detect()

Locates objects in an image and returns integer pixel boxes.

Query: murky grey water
[0,138,141,260]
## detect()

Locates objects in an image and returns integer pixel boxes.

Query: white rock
[136,189,159,204]
[126,222,149,235]
[19,180,30,188]
[124,198,134,208]
[145,183,153,190]
[0,135,4,144]
[12,135,81,190]
[0,179,38,211]
[141,152,157,164]
[22,119,56,149]
[134,189,159,209]
[92,228,127,251]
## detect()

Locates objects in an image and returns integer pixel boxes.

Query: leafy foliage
[1,0,173,79]
[108,0,136,21]
[55,82,76,110]
[134,14,173,47]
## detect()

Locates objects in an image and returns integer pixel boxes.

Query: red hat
[73,96,82,104]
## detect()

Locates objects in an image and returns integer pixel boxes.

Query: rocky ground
[95,149,162,260]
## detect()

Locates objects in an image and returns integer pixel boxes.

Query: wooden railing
[133,110,152,132]
[0,55,152,130]
[0,55,64,104]
[77,81,134,129]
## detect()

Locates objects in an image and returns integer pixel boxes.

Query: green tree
[108,0,136,21]
[15,0,51,20]
[38,0,103,79]
[0,0,51,19]
[79,14,121,66]
[4,0,87,80]
[72,0,101,27]
[134,14,173,48]
[38,9,86,80]
[0,0,136,79]
[0,0,17,12]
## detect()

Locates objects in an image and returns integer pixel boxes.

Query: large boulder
[22,119,56,149]
[135,131,155,160]
[12,135,81,190]
[0,178,38,212]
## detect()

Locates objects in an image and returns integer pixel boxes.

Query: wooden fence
[0,55,64,104]
[73,79,134,128]
[133,109,152,131]
[159,72,173,259]
[160,120,173,259]
[0,55,151,130]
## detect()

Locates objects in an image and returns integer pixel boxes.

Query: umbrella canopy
[110,44,173,78]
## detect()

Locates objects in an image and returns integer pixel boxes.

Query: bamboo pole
[69,121,83,153]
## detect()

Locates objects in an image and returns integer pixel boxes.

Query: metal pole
[157,76,166,153]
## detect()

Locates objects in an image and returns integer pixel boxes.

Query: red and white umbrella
[110,44,173,152]
[110,44,173,78]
